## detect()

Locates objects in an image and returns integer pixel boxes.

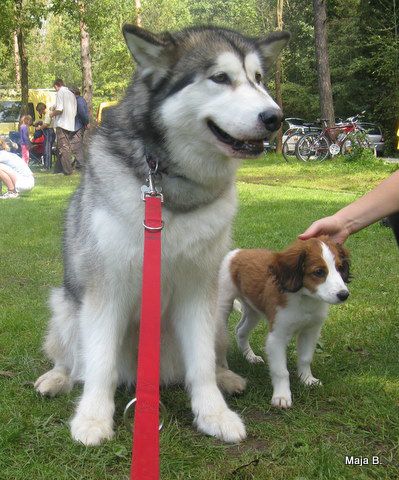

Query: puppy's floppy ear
[336,244,351,283]
[256,31,291,70]
[272,249,307,293]
[122,24,177,81]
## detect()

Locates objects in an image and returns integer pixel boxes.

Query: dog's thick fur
[34,25,289,445]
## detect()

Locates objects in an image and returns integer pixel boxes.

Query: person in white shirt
[50,79,77,175]
[0,139,34,199]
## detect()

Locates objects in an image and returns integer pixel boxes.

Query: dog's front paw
[71,415,114,446]
[195,408,246,443]
[34,369,73,397]
[271,394,292,409]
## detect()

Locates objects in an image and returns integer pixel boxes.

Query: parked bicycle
[295,112,371,162]
[282,123,321,162]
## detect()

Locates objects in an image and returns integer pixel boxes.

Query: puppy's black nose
[259,110,283,132]
[337,290,349,302]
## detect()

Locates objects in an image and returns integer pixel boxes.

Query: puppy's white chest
[275,295,328,334]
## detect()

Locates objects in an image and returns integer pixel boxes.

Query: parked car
[0,88,56,135]
[284,117,307,129]
[281,118,321,155]
[358,122,385,156]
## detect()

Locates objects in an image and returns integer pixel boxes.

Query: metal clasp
[123,397,167,431]
[141,159,163,202]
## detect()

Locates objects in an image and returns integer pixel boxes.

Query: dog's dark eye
[313,268,326,278]
[210,73,231,85]
[255,72,262,84]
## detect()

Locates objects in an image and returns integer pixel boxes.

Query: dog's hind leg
[35,288,77,397]
[216,366,247,395]
[235,302,264,364]
[214,254,247,395]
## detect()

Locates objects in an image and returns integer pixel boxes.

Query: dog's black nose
[259,110,283,132]
[337,290,349,302]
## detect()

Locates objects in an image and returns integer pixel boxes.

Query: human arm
[299,170,399,243]
[50,109,62,118]
[50,90,63,118]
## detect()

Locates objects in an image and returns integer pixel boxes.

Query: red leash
[130,169,163,480]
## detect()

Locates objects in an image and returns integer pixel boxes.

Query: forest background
[0,0,398,152]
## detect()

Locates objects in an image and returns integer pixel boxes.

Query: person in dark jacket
[70,87,89,169]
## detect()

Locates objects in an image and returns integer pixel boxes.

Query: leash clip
[141,155,163,202]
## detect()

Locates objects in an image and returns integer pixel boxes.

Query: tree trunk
[313,0,335,127]
[275,0,284,153]
[16,26,29,116]
[13,30,21,90]
[78,1,93,120]
[135,0,142,27]
[14,0,29,115]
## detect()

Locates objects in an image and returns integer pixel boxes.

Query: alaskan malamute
[35,24,289,445]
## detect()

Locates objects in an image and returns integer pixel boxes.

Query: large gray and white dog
[34,25,290,445]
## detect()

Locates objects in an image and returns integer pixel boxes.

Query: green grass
[1,156,398,479]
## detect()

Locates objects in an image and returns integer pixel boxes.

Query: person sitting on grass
[0,139,34,199]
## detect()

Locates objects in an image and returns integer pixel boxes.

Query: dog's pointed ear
[272,248,306,293]
[256,31,291,69]
[336,244,351,283]
[122,24,176,78]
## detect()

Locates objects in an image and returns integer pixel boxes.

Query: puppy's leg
[215,254,247,395]
[174,288,246,443]
[35,288,77,397]
[214,252,238,370]
[70,291,131,446]
[236,303,264,364]
[266,329,292,408]
[296,324,323,386]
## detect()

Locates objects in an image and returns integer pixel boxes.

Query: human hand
[298,215,350,244]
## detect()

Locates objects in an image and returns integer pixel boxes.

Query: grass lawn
[1,155,398,479]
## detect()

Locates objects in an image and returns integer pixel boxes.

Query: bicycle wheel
[340,131,371,155]
[295,134,330,162]
[282,132,302,161]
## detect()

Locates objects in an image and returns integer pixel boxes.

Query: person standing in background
[19,115,32,164]
[70,87,89,169]
[36,102,55,170]
[50,79,77,175]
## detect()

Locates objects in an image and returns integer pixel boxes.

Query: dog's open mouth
[207,120,264,155]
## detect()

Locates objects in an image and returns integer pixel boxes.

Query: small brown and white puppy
[216,236,350,408]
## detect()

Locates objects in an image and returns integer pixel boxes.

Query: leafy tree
[0,0,46,112]
[50,0,94,117]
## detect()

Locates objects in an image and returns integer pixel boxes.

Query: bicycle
[295,112,371,162]
[282,123,321,162]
